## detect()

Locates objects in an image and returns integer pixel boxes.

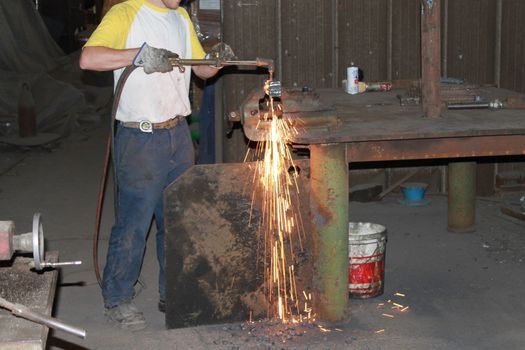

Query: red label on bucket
[348,253,385,298]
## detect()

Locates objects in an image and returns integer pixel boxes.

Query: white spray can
[346,64,359,95]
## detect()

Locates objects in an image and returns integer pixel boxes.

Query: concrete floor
[1,122,525,349]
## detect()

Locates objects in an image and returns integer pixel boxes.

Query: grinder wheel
[32,213,45,270]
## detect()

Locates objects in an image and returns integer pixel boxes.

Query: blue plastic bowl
[400,183,428,202]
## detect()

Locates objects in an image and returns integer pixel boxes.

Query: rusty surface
[164,161,312,328]
[0,251,58,349]
[309,144,349,322]
[240,87,336,142]
[242,87,525,151]
[402,81,482,104]
[506,95,525,109]
[346,135,525,162]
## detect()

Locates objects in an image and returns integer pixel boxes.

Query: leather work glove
[133,43,177,74]
[205,42,235,68]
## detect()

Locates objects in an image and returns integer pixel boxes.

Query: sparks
[245,78,307,323]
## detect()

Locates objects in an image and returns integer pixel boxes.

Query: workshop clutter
[348,222,387,299]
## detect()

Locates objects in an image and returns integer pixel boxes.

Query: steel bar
[310,143,349,322]
[421,0,442,118]
[448,162,476,233]
[0,296,86,339]
[447,103,492,110]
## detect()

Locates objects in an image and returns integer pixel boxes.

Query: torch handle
[168,57,274,71]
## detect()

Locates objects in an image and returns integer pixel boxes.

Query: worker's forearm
[79,46,139,71]
[192,65,220,80]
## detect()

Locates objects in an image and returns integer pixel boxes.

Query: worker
[79,0,221,331]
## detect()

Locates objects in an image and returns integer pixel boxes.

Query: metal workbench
[0,252,58,350]
[295,86,525,322]
[289,87,525,156]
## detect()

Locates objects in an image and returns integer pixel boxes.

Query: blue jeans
[102,121,194,308]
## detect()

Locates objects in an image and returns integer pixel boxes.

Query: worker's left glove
[205,42,235,68]
[133,43,177,74]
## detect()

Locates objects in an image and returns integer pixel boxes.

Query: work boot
[104,300,146,331]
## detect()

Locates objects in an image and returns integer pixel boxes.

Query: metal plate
[164,161,312,328]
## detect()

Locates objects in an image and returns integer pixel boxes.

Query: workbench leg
[447,161,476,232]
[310,144,349,322]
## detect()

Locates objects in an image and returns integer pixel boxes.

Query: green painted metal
[309,143,349,322]
[448,161,476,232]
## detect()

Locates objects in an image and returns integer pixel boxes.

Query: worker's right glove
[133,43,177,74]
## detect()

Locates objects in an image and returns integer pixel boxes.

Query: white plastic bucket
[348,222,387,298]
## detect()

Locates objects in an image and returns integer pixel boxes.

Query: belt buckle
[139,120,153,133]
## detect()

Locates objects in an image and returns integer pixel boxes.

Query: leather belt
[119,116,186,133]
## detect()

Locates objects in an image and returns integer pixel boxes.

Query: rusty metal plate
[240,87,336,142]
[346,135,525,162]
[164,161,312,328]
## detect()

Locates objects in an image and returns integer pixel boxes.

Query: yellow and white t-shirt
[85,0,205,122]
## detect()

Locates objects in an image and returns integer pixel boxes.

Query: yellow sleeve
[84,3,138,49]
[177,7,206,59]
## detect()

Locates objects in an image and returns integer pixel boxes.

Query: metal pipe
[447,161,476,233]
[447,99,504,110]
[421,0,442,118]
[0,297,86,338]
[494,0,503,87]
[310,143,349,322]
[448,103,492,110]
